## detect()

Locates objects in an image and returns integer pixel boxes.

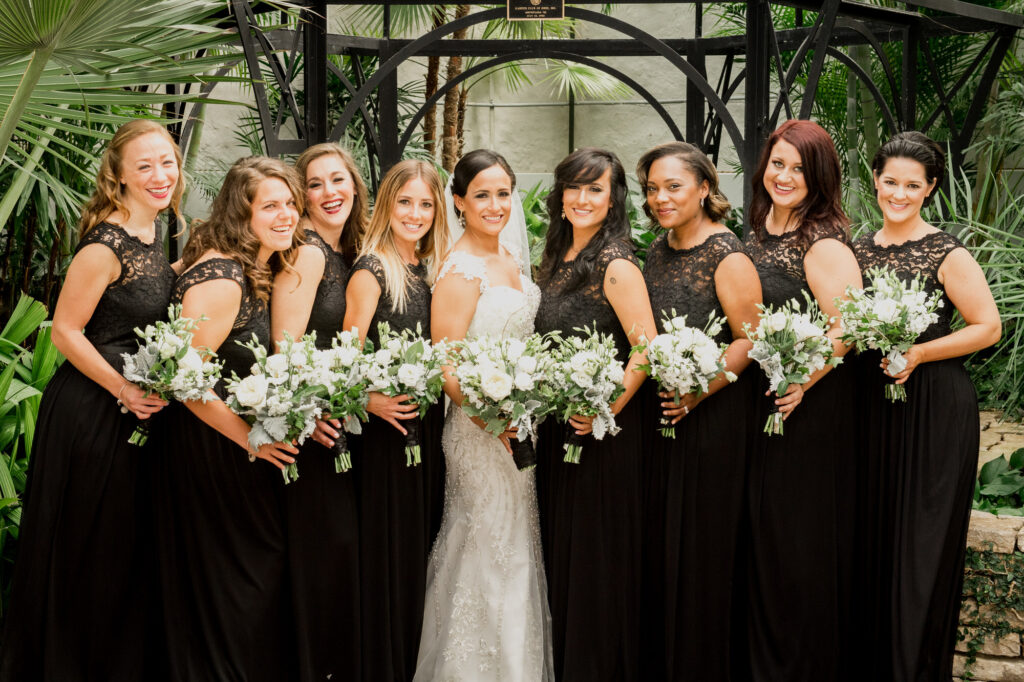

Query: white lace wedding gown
[414,250,555,682]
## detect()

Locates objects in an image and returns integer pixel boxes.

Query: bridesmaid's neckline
[868,229,944,250]
[103,221,158,247]
[664,230,731,255]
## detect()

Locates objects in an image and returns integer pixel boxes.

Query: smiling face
[304,153,355,232]
[389,176,435,249]
[562,166,612,232]
[454,164,513,240]
[118,131,180,218]
[250,177,300,262]
[763,138,808,214]
[874,156,935,226]
[644,155,708,231]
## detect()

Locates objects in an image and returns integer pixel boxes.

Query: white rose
[569,351,597,374]
[334,345,359,367]
[387,338,404,354]
[374,349,392,366]
[157,336,181,360]
[794,318,824,341]
[873,298,900,324]
[762,311,788,335]
[336,330,355,345]
[514,372,535,391]
[480,368,514,401]
[505,339,526,362]
[696,348,720,375]
[397,363,425,387]
[606,363,625,384]
[675,327,695,348]
[178,348,204,374]
[265,354,289,379]
[516,355,537,374]
[234,374,269,408]
[289,349,308,368]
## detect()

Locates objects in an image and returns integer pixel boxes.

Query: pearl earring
[560,210,566,220]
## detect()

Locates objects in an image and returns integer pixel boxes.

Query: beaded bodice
[434,249,539,341]
[76,222,175,354]
[303,230,351,348]
[535,240,640,362]
[352,253,431,346]
[172,258,269,398]
[644,230,746,344]
[744,226,849,310]
[852,230,963,343]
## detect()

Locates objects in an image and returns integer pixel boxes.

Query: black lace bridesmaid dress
[742,227,857,681]
[852,230,978,681]
[282,230,360,682]
[639,231,758,681]
[348,254,442,682]
[151,258,295,682]
[0,223,174,681]
[534,239,644,682]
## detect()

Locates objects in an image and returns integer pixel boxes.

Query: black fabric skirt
[350,403,442,682]
[639,371,757,681]
[536,397,643,682]
[0,360,160,682]
[283,438,360,682]
[150,402,294,682]
[745,362,856,682]
[856,354,978,681]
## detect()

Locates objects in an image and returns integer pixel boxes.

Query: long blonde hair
[182,156,304,303]
[293,142,369,262]
[79,119,184,238]
[358,160,450,312]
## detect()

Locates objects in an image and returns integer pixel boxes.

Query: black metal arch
[396,50,685,157]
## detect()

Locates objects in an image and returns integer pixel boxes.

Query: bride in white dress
[415,150,554,681]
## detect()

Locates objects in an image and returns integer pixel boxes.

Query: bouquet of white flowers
[225,333,327,484]
[120,304,222,446]
[318,329,371,473]
[363,322,446,466]
[549,326,626,464]
[633,311,737,438]
[450,332,558,470]
[743,294,841,435]
[836,266,943,401]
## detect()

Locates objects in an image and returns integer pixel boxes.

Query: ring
[683,405,689,415]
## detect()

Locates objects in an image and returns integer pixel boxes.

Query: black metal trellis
[227,0,1023,208]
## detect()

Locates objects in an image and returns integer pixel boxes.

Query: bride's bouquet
[225,333,327,484]
[548,326,625,464]
[318,329,370,473]
[633,311,737,439]
[743,294,840,435]
[450,332,558,470]
[363,322,447,466]
[835,266,943,402]
[120,304,222,446]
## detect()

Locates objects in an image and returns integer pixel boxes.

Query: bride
[414,149,554,681]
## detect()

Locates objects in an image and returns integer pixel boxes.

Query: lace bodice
[172,258,269,398]
[744,226,849,310]
[76,222,176,354]
[535,240,640,362]
[303,230,351,348]
[435,249,540,341]
[644,231,746,344]
[852,230,963,343]
[352,254,431,346]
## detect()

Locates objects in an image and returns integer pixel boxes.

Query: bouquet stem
[764,410,784,436]
[404,415,422,467]
[659,417,676,440]
[332,430,351,473]
[281,461,300,484]
[128,421,150,447]
[885,383,907,402]
[562,422,586,464]
[510,437,536,471]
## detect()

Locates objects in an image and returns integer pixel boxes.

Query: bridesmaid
[534,147,657,681]
[342,159,450,682]
[853,132,999,680]
[742,119,862,681]
[0,119,178,681]
[271,143,369,681]
[636,141,761,681]
[152,156,301,681]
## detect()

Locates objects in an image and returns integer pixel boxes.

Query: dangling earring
[560,209,566,220]
[700,197,705,208]
[459,212,466,229]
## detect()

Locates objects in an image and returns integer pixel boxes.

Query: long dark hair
[538,147,630,291]
[748,119,848,245]
[871,131,945,208]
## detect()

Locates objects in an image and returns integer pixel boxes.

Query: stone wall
[954,412,1024,682]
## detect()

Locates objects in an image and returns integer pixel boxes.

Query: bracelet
[116,382,129,413]
[246,445,257,463]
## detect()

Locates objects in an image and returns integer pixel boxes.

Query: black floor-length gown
[534,240,644,681]
[348,254,443,682]
[0,223,174,682]
[282,230,360,681]
[852,230,978,681]
[639,231,757,681]
[742,227,856,682]
[151,259,295,682]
